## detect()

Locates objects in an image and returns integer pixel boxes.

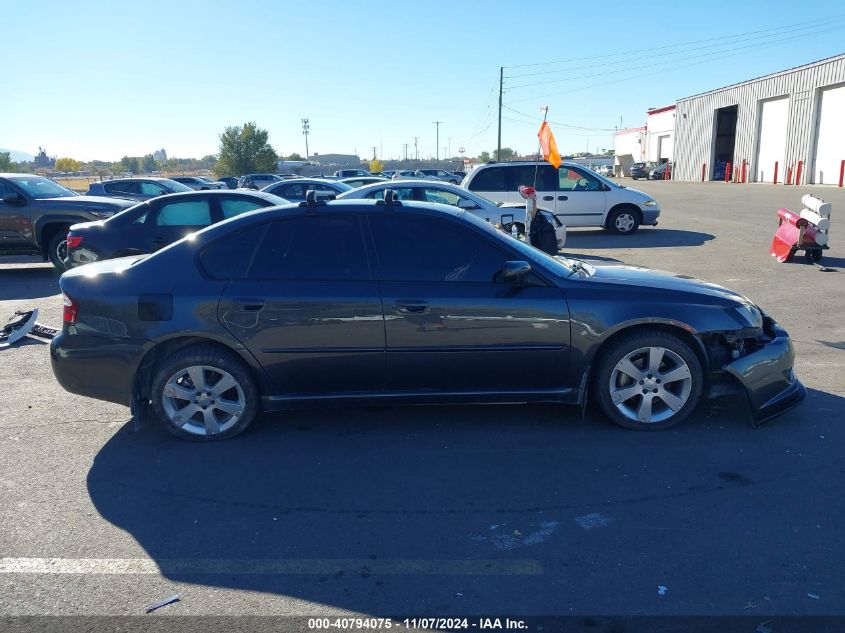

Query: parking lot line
[0,557,542,576]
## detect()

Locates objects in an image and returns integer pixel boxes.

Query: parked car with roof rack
[51,194,804,440]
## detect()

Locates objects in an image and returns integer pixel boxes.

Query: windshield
[12,176,79,199]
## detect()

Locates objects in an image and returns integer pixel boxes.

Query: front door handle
[395,300,429,314]
[233,298,265,311]
[542,195,554,201]
[151,237,169,245]
[558,195,568,201]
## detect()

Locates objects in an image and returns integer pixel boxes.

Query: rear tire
[606,207,641,235]
[150,344,259,441]
[46,230,69,271]
[594,330,703,431]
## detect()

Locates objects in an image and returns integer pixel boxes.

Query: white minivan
[462,161,660,234]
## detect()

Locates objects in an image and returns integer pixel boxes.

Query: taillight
[66,235,83,249]
[62,293,78,325]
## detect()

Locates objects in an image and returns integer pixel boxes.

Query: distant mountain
[0,148,35,162]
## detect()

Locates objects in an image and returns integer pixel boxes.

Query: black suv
[0,174,135,269]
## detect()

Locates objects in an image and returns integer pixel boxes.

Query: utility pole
[402,143,409,162]
[497,66,503,161]
[413,137,419,162]
[447,137,451,159]
[433,121,442,164]
[372,146,377,160]
[301,118,310,160]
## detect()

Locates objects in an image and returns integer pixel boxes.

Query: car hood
[43,195,135,208]
[577,263,749,305]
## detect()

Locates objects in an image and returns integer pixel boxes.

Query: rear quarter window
[199,223,266,279]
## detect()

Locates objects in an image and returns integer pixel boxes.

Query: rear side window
[139,182,167,196]
[104,181,137,194]
[221,197,266,219]
[200,223,266,279]
[248,215,369,280]
[369,214,508,283]
[155,200,212,226]
[509,165,558,190]
[367,187,415,201]
[467,167,506,192]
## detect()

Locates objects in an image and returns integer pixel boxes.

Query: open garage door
[813,84,845,185]
[755,97,788,183]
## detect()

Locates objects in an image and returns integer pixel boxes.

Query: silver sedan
[336,180,566,249]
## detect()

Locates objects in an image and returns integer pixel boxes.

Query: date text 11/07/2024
[307,617,528,630]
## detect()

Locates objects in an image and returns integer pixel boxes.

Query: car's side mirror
[1,192,24,205]
[501,260,531,284]
[457,198,477,209]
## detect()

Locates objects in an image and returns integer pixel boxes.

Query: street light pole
[433,121,442,165]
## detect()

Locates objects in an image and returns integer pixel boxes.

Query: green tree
[0,152,15,172]
[493,147,515,161]
[117,156,140,174]
[215,122,278,176]
[478,151,491,163]
[140,154,157,173]
[286,152,303,161]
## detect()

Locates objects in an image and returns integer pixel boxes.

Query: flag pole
[527,106,550,241]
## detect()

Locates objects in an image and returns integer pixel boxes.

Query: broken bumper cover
[723,320,806,424]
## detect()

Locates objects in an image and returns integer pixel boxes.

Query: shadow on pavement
[87,387,845,614]
[564,228,714,250]
[0,266,60,300]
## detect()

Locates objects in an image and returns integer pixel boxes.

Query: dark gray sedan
[51,197,804,440]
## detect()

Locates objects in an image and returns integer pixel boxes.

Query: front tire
[150,344,259,441]
[593,331,703,431]
[606,207,641,235]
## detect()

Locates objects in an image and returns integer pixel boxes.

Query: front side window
[422,188,461,206]
[220,198,266,219]
[369,214,509,283]
[155,200,212,226]
[559,167,602,191]
[105,181,138,194]
[248,215,368,280]
[139,181,167,196]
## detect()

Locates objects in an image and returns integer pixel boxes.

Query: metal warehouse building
[673,54,845,184]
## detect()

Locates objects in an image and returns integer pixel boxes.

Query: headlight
[643,200,657,207]
[88,209,114,219]
[733,303,763,328]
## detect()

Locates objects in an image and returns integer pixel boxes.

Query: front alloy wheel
[594,331,703,430]
[606,208,640,235]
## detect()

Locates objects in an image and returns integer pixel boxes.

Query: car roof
[127,189,287,202]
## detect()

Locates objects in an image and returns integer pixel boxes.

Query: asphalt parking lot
[1,181,844,623]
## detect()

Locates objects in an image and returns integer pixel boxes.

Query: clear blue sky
[5,0,844,162]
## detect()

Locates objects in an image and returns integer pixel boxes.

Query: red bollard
[741,159,747,183]
[725,161,731,183]
[773,161,779,184]
[701,163,706,182]
[840,159,844,188]
[664,163,669,180]
[795,160,803,185]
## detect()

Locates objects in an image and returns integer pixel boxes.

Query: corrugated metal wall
[674,55,845,183]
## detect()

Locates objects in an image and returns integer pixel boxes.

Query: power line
[504,19,845,90]
[506,25,845,104]
[504,13,845,71]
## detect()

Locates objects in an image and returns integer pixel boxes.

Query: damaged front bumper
[723,318,806,424]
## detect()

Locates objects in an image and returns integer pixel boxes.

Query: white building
[613,126,645,176]
[645,105,676,164]
[673,54,845,183]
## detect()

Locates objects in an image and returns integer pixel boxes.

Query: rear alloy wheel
[47,230,69,271]
[594,331,703,430]
[606,207,640,235]
[151,345,258,440]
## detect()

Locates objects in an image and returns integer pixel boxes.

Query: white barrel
[802,195,832,217]
[800,209,831,231]
[809,230,829,247]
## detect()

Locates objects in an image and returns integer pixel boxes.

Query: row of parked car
[0,161,661,271]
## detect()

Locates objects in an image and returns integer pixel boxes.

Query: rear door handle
[542,195,554,201]
[558,195,568,201]
[395,300,429,314]
[233,298,265,311]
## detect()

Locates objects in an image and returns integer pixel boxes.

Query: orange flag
[537,121,561,169]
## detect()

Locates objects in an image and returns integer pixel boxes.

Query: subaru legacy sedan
[51,197,804,440]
